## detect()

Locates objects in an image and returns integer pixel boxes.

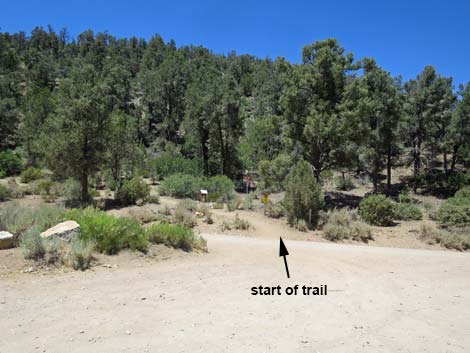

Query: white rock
[0,231,15,249]
[40,221,80,241]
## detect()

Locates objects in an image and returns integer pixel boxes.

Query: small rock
[140,297,147,301]
[125,330,131,335]
[41,221,80,241]
[79,330,85,334]
[0,231,15,250]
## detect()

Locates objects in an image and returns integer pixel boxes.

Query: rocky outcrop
[40,221,80,241]
[0,231,15,249]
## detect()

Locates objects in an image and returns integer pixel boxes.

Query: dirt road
[1,234,469,353]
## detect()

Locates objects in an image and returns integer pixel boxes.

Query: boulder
[0,231,15,250]
[40,221,80,241]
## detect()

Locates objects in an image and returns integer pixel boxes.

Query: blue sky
[2,0,469,86]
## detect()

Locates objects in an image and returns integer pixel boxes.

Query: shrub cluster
[419,223,470,251]
[19,226,94,269]
[146,223,207,252]
[159,174,234,201]
[66,207,207,255]
[35,180,61,202]
[173,204,197,228]
[66,207,148,255]
[20,167,42,183]
[265,201,284,218]
[115,177,150,206]
[359,194,396,226]
[68,238,95,270]
[148,154,202,181]
[0,150,23,176]
[436,188,470,227]
[220,214,252,231]
[322,208,372,242]
[0,203,66,235]
[395,202,423,221]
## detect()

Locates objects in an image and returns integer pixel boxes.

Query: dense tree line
[0,27,468,201]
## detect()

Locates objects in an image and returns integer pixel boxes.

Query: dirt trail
[1,234,469,353]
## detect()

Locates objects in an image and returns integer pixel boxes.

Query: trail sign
[262,194,269,204]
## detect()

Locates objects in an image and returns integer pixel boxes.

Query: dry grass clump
[220,214,252,231]
[419,223,470,251]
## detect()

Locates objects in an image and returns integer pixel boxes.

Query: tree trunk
[81,172,89,205]
[216,118,227,175]
[443,151,448,176]
[413,138,421,193]
[451,144,460,171]
[386,147,392,195]
[199,122,209,176]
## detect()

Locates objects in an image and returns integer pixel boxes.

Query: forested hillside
[1,27,469,201]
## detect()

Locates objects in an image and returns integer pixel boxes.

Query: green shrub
[284,160,323,228]
[203,175,235,202]
[335,176,355,191]
[455,186,470,199]
[395,202,423,221]
[20,167,42,183]
[20,226,45,260]
[0,150,23,176]
[265,201,284,219]
[322,208,373,242]
[66,207,148,254]
[159,174,235,201]
[436,195,470,227]
[148,154,202,181]
[398,190,415,204]
[0,169,5,178]
[159,174,202,199]
[89,188,100,198]
[258,153,294,192]
[0,184,11,201]
[146,223,206,252]
[320,169,334,182]
[359,194,396,226]
[115,177,150,206]
[0,203,66,235]
[35,180,61,202]
[68,238,95,270]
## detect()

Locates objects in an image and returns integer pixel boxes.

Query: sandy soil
[1,234,469,353]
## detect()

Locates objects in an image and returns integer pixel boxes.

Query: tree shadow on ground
[324,191,363,210]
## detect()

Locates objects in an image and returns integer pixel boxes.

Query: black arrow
[279,237,290,278]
